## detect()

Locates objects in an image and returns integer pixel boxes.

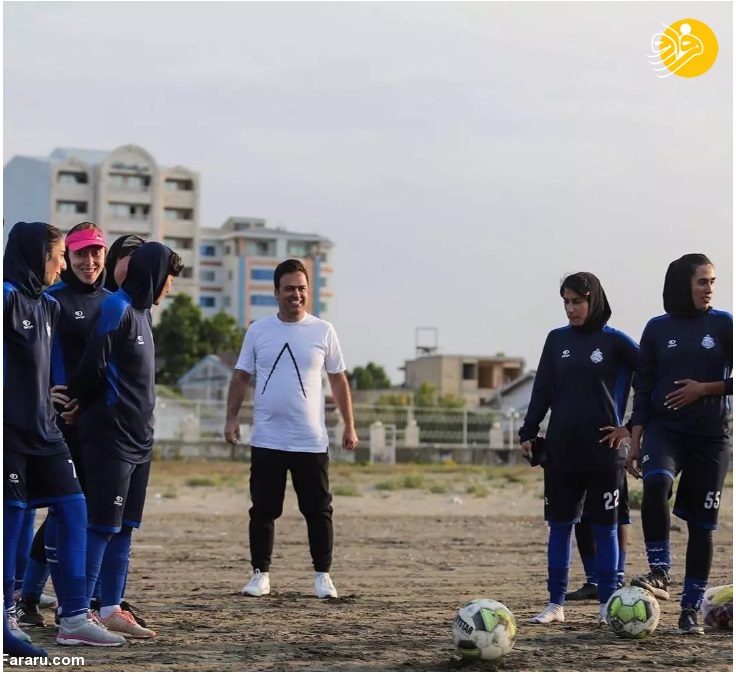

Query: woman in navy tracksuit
[628,253,732,634]
[519,272,639,626]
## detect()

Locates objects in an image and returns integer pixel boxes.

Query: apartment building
[3,144,201,302]
[402,353,525,408]
[198,217,334,326]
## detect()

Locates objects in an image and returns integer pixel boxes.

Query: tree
[347,361,392,390]
[154,294,203,385]
[199,311,245,356]
[153,294,246,385]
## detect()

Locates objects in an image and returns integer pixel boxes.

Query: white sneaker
[314,572,338,599]
[529,603,565,624]
[57,612,125,647]
[241,570,270,597]
[597,604,608,626]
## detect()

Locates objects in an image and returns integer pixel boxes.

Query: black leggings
[641,473,672,543]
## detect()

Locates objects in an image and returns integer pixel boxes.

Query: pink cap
[66,229,108,251]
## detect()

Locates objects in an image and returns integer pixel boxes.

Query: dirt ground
[18,461,733,672]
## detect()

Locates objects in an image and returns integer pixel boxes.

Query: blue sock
[44,512,61,610]
[581,553,597,584]
[645,540,670,572]
[3,610,48,658]
[54,499,88,618]
[86,529,112,608]
[100,533,132,608]
[682,577,709,611]
[548,522,574,606]
[3,504,25,612]
[14,509,36,593]
[617,547,627,586]
[20,558,50,604]
[593,524,618,605]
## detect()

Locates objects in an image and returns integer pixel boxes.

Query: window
[245,240,274,256]
[250,295,278,306]
[227,270,233,280]
[199,296,216,308]
[58,172,88,185]
[225,245,231,255]
[250,269,272,281]
[200,245,216,256]
[181,268,193,279]
[109,173,149,190]
[164,179,193,191]
[319,277,328,287]
[164,208,193,221]
[222,296,231,308]
[287,241,308,256]
[108,202,149,219]
[163,237,192,250]
[57,201,87,214]
[201,270,217,282]
[320,302,328,314]
[462,363,477,381]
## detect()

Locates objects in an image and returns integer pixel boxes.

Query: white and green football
[452,598,517,661]
[606,586,660,639]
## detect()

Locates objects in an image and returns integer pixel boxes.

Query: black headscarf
[663,253,712,319]
[560,271,612,333]
[3,222,50,300]
[121,242,176,310]
[104,235,146,292]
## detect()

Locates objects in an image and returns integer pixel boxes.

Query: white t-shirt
[235,313,346,452]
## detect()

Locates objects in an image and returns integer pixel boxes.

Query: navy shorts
[82,448,151,533]
[641,426,730,530]
[544,462,626,526]
[4,449,83,508]
[582,475,631,525]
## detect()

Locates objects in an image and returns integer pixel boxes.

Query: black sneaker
[120,600,147,628]
[678,605,704,634]
[15,598,45,627]
[565,582,598,601]
[631,568,670,600]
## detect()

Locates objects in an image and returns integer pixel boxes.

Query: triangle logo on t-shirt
[260,342,307,398]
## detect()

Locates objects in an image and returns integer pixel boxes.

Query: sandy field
[16,461,733,672]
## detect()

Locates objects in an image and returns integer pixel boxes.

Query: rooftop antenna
[415,327,438,358]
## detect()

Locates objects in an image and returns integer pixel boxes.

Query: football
[606,586,660,639]
[452,598,517,661]
[702,584,733,630]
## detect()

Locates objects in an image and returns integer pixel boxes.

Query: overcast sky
[4,2,733,383]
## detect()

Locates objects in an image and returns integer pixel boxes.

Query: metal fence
[154,398,520,449]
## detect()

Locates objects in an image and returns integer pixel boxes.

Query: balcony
[162,189,196,209]
[104,216,153,236]
[54,182,91,202]
[163,218,196,238]
[105,184,152,203]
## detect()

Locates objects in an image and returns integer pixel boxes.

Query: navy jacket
[72,243,175,463]
[3,222,67,455]
[631,309,733,439]
[48,281,111,387]
[519,326,639,467]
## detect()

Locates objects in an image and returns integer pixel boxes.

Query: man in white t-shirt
[224,259,359,599]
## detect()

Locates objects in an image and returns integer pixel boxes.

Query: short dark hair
[274,259,309,290]
[45,224,63,256]
[170,252,184,278]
